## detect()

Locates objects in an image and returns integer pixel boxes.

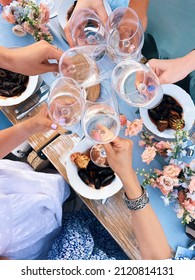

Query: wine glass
[47,77,86,134]
[82,82,120,143]
[69,8,107,46]
[59,45,117,88]
[82,81,120,166]
[106,7,144,62]
[111,60,163,109]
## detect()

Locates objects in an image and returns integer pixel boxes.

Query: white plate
[66,137,123,199]
[140,84,195,140]
[0,74,39,106]
[57,0,112,41]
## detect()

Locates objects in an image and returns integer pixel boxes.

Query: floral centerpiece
[0,0,53,42]
[138,129,195,225]
[119,114,195,225]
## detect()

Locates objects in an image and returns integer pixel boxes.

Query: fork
[14,84,50,114]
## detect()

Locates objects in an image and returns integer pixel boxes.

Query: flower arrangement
[138,129,195,224]
[1,0,53,43]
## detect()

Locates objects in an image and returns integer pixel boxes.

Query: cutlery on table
[16,90,49,120]
[14,84,50,114]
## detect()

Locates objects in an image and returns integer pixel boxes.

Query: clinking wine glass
[81,82,120,167]
[69,8,107,46]
[59,45,117,89]
[47,77,86,134]
[111,60,163,109]
[106,7,144,62]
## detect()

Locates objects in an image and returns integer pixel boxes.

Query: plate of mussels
[0,68,38,106]
[66,137,123,200]
[139,84,195,140]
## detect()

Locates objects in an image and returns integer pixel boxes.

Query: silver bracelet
[123,186,149,211]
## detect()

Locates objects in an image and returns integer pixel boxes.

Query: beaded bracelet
[123,186,149,211]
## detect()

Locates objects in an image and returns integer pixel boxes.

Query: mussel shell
[94,177,101,189]
[10,85,26,96]
[87,160,102,171]
[101,174,115,187]
[0,89,11,97]
[78,169,90,185]
[97,168,114,178]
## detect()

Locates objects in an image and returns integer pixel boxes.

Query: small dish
[139,84,195,140]
[66,137,123,199]
[57,0,112,42]
[0,74,39,106]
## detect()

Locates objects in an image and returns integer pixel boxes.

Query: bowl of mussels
[139,84,195,140]
[0,68,39,106]
[66,138,123,199]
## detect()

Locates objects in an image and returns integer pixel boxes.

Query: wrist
[183,50,195,73]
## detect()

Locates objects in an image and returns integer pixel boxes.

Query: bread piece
[74,154,90,169]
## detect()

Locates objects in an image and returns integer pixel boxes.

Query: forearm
[129,0,149,31]
[0,46,12,71]
[123,171,171,260]
[0,120,36,159]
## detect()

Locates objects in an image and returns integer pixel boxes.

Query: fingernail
[51,123,57,130]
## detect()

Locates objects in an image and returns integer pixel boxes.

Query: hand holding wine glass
[69,8,107,46]
[106,7,144,62]
[47,77,85,134]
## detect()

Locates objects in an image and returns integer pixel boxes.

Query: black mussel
[94,177,101,189]
[170,104,183,114]
[0,69,7,78]
[2,81,17,90]
[166,96,176,105]
[0,89,11,97]
[87,160,102,171]
[17,74,28,85]
[11,72,19,82]
[78,169,90,185]
[101,174,116,187]
[10,85,26,96]
[148,109,161,121]
[97,168,114,178]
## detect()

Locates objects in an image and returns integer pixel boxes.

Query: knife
[16,90,49,120]
[14,83,49,114]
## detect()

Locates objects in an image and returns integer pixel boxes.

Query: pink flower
[2,11,16,24]
[119,114,127,126]
[189,177,195,193]
[125,119,143,137]
[162,164,181,178]
[183,200,195,214]
[0,0,12,6]
[138,140,145,147]
[22,22,34,34]
[156,175,178,195]
[40,3,50,24]
[141,146,157,164]
[189,159,195,171]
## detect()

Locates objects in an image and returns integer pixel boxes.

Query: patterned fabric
[47,209,129,260]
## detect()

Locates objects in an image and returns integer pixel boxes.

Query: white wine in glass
[47,77,85,133]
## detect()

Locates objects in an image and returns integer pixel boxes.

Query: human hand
[103,137,134,180]
[27,104,58,134]
[6,41,63,75]
[103,136,142,199]
[148,55,194,84]
[64,0,108,47]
